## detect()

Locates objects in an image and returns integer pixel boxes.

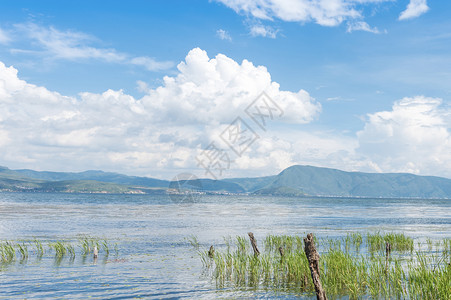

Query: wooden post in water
[279,246,284,258]
[304,233,327,300]
[248,232,260,256]
[385,242,391,272]
[208,245,215,258]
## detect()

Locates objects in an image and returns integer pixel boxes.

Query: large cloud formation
[0,48,321,177]
[1,48,449,179]
[357,96,451,176]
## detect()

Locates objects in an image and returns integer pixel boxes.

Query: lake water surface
[0,193,450,299]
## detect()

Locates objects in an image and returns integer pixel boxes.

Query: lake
[0,193,450,299]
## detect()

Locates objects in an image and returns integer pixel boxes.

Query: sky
[0,0,450,180]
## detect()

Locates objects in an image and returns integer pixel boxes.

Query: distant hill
[0,167,245,194]
[1,165,450,198]
[0,166,162,194]
[223,175,276,192]
[14,169,169,188]
[251,165,451,198]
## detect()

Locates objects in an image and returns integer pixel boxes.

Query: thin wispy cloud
[8,23,173,71]
[130,56,174,71]
[216,0,430,35]
[347,21,381,34]
[216,0,366,26]
[216,29,232,41]
[249,24,278,38]
[399,0,429,20]
[326,96,354,102]
[0,27,10,44]
[14,23,126,61]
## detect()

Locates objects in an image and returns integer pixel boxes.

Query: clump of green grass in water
[50,241,67,258]
[0,241,16,263]
[17,242,28,261]
[1,237,117,268]
[343,232,363,253]
[367,232,414,253]
[33,239,44,257]
[408,252,451,299]
[78,236,102,256]
[186,235,200,250]
[66,244,75,258]
[101,240,109,256]
[195,232,450,298]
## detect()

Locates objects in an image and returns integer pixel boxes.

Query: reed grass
[17,242,28,260]
[0,236,116,267]
[49,241,67,258]
[34,239,44,257]
[367,231,414,253]
[195,232,450,298]
[0,241,16,263]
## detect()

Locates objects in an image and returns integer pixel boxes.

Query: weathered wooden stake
[385,242,391,272]
[208,245,215,258]
[248,232,260,256]
[304,233,327,300]
[279,246,284,258]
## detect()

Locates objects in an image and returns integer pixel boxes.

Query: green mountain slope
[0,167,161,194]
[256,165,451,198]
[224,175,276,192]
[1,165,450,198]
[15,169,169,188]
[13,168,246,193]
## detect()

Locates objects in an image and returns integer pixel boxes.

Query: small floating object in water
[106,258,128,264]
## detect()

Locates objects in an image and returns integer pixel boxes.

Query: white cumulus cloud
[0,48,321,177]
[140,48,321,126]
[399,0,429,20]
[357,96,451,177]
[1,47,449,179]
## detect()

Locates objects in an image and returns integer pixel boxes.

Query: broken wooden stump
[385,242,391,272]
[208,245,215,258]
[304,233,327,300]
[279,246,284,258]
[247,232,260,256]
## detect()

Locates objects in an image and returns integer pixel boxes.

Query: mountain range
[1,165,450,198]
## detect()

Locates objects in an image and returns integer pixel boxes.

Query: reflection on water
[0,193,450,299]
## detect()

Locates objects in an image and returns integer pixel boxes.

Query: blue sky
[0,0,450,179]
